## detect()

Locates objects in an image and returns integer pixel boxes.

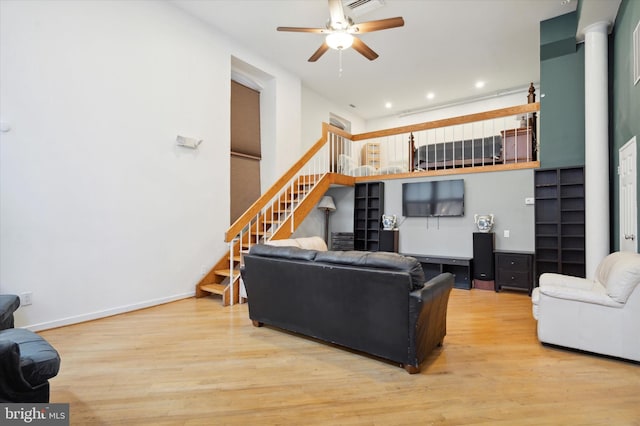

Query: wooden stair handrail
[225,122,350,242]
[268,173,355,241]
[352,103,540,141]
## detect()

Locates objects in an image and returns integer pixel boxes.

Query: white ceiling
[172,0,620,121]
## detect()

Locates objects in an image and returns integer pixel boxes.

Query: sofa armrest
[0,295,20,330]
[408,273,454,370]
[539,273,594,290]
[539,283,623,308]
[413,272,454,303]
[0,339,48,403]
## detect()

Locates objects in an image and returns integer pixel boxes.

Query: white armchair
[531,251,640,361]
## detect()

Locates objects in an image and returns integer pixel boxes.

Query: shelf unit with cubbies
[354,182,384,251]
[534,167,585,284]
[361,142,381,170]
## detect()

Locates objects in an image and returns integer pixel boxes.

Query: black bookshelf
[354,182,384,251]
[534,167,585,284]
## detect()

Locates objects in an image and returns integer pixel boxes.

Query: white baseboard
[25,291,195,332]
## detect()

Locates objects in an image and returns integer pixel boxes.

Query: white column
[584,21,610,278]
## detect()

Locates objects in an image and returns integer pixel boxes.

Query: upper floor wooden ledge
[351,160,541,183]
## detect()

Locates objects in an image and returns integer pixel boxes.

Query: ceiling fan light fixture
[326,32,354,50]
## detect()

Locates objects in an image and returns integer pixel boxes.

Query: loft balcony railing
[336,102,540,180]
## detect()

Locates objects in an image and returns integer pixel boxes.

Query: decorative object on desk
[381,214,397,230]
[317,196,336,243]
[474,214,494,233]
[176,135,203,149]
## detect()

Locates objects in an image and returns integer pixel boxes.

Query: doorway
[619,136,637,252]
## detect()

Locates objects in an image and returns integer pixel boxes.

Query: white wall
[286,87,366,240]
[301,86,366,148]
[366,91,529,131]
[0,0,304,329]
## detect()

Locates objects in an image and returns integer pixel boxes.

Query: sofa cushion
[314,250,368,265]
[595,251,640,304]
[315,251,426,291]
[266,236,328,251]
[249,244,318,261]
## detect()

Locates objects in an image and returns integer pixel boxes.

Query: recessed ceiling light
[426,92,435,100]
[385,102,392,109]
[475,81,485,89]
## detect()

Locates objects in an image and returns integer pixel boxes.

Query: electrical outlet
[200,265,207,276]
[20,292,33,306]
[504,230,510,238]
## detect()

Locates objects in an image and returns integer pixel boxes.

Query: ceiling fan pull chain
[338,49,343,77]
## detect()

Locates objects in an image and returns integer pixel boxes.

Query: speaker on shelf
[473,232,495,280]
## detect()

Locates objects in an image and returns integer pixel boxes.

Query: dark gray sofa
[240,245,454,373]
[414,136,503,170]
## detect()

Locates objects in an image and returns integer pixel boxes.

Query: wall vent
[634,19,639,86]
[342,0,385,17]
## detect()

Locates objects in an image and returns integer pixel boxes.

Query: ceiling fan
[277,0,404,62]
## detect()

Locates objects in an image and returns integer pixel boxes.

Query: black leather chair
[0,294,61,402]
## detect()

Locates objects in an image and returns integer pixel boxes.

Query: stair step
[296,174,321,184]
[249,229,272,236]
[215,269,240,277]
[199,283,226,295]
[281,193,301,201]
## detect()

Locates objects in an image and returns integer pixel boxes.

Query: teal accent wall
[539,12,586,168]
[540,11,578,58]
[611,0,640,251]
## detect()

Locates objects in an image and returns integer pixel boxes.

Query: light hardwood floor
[39,289,639,425]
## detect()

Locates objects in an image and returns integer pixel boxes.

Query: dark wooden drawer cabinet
[495,251,534,294]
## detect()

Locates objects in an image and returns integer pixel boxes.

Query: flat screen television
[402,179,464,217]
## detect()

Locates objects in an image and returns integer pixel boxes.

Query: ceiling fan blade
[308,42,330,62]
[328,0,346,28]
[352,17,405,33]
[351,37,379,61]
[277,26,327,33]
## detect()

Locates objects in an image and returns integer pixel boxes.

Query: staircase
[196,123,354,306]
